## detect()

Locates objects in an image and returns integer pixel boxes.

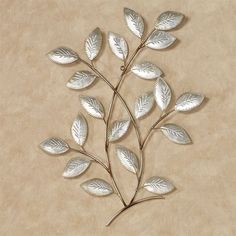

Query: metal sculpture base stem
[106,196,164,226]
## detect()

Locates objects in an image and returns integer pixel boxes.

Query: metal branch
[141,109,175,149]
[40,8,195,227]
[101,40,147,209]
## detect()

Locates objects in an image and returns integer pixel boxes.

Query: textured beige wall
[1,0,236,235]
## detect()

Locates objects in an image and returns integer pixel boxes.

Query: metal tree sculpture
[39,8,205,226]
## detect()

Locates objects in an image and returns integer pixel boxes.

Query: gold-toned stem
[106,195,164,227]
[141,109,175,149]
[102,117,107,125]
[109,160,127,207]
[102,40,147,208]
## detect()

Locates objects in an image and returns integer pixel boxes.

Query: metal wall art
[40,8,205,226]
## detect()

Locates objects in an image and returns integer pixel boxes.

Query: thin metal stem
[141,109,175,149]
[102,117,107,125]
[101,40,147,208]
[109,160,127,206]
[106,195,164,226]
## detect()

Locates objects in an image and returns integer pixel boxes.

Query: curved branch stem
[106,195,164,226]
[109,159,127,206]
[141,109,175,149]
[101,40,146,208]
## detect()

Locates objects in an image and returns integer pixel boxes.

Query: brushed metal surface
[124,7,144,38]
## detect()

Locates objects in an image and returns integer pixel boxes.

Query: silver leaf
[81,178,113,196]
[85,27,102,61]
[175,92,205,112]
[108,119,130,142]
[80,96,105,119]
[131,61,162,80]
[160,123,191,144]
[116,145,139,174]
[40,137,69,154]
[108,32,128,60]
[144,176,175,195]
[63,157,91,178]
[134,91,154,119]
[124,7,144,38]
[66,70,97,90]
[154,78,171,111]
[47,47,79,64]
[71,113,88,146]
[155,11,184,31]
[145,30,176,50]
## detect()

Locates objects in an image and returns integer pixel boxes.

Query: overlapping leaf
[81,178,113,196]
[80,96,105,119]
[131,61,162,79]
[155,11,184,31]
[63,157,91,178]
[116,145,139,174]
[66,70,97,90]
[124,7,144,38]
[108,32,128,60]
[71,113,88,146]
[175,92,205,112]
[40,137,69,154]
[160,123,191,144]
[108,119,130,142]
[144,176,175,194]
[134,92,154,119]
[145,30,176,50]
[154,78,171,111]
[47,47,79,64]
[85,27,103,61]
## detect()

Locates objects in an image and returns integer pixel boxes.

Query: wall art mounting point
[40,8,205,226]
